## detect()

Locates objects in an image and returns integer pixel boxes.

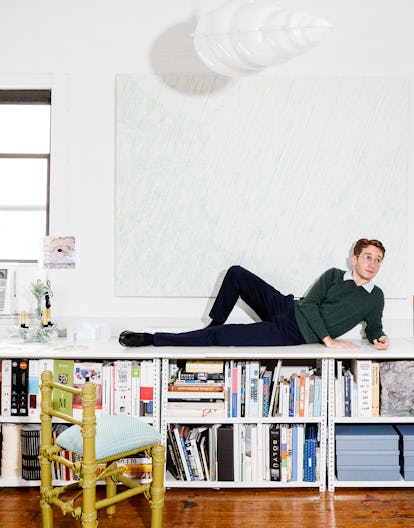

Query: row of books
[0,358,155,419]
[167,422,320,483]
[51,455,153,483]
[335,359,380,417]
[0,423,153,483]
[168,360,322,418]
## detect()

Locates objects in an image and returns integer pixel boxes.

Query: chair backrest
[40,369,97,465]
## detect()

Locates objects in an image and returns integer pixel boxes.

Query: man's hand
[322,336,360,349]
[373,335,389,350]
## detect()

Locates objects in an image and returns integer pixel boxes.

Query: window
[0,90,51,262]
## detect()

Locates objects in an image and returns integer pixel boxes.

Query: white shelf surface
[166,417,323,425]
[334,417,414,424]
[165,479,322,489]
[334,477,414,488]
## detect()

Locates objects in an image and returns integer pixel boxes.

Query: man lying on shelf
[119,238,389,351]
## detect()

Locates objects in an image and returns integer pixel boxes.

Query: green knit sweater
[294,267,385,344]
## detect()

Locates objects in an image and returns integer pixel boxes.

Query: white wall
[0,0,413,337]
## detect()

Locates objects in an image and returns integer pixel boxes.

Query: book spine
[10,359,19,416]
[172,425,192,481]
[1,359,12,416]
[291,424,298,481]
[240,363,246,418]
[371,361,380,416]
[53,359,74,416]
[167,425,185,480]
[280,425,288,482]
[18,359,29,416]
[312,375,322,417]
[112,360,132,416]
[10,359,29,416]
[288,375,296,417]
[178,428,195,481]
[131,361,141,418]
[231,362,238,418]
[262,371,271,418]
[140,360,154,416]
[28,359,40,417]
[344,370,352,417]
[352,359,372,417]
[299,373,306,417]
[217,425,234,481]
[249,361,260,418]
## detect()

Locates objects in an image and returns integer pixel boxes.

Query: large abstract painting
[115,75,408,298]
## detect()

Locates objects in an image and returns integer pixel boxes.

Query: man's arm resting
[322,335,390,350]
[322,336,360,349]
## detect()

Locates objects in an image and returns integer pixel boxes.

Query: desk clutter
[18,279,56,343]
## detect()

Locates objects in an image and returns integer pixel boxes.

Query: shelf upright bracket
[152,358,162,432]
[160,357,170,448]
[315,358,327,492]
[327,358,336,492]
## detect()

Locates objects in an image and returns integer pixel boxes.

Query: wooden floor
[1,486,414,527]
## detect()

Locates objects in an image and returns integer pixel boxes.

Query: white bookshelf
[160,348,329,492]
[0,338,162,488]
[327,338,414,491]
[2,336,414,492]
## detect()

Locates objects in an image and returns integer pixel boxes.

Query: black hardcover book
[11,359,29,416]
[269,424,281,481]
[166,425,185,480]
[217,425,234,481]
[21,426,41,480]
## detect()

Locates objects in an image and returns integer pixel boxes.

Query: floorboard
[1,487,414,527]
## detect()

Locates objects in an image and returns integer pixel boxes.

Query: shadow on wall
[149,18,234,95]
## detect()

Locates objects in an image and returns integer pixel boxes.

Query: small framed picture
[43,236,76,269]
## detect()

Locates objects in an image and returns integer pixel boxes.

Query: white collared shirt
[343,270,375,293]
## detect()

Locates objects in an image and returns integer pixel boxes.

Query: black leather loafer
[119,330,146,347]
[119,331,154,347]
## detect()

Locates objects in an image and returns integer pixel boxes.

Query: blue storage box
[395,424,414,451]
[336,450,399,466]
[335,424,399,451]
[402,468,414,480]
[402,451,414,467]
[336,465,401,481]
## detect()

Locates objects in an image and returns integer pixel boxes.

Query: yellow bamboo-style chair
[39,370,165,528]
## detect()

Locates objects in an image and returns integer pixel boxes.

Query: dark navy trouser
[153,265,305,347]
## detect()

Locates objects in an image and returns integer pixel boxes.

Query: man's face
[351,244,384,283]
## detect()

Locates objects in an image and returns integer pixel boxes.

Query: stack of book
[167,360,225,418]
[118,455,153,483]
[167,359,321,419]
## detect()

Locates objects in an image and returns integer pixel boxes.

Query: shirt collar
[343,270,375,293]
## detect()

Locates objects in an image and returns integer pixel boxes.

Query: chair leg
[40,497,54,528]
[40,372,54,528]
[106,468,117,515]
[149,443,165,528]
[81,471,98,528]
[39,453,54,528]
[81,380,98,528]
